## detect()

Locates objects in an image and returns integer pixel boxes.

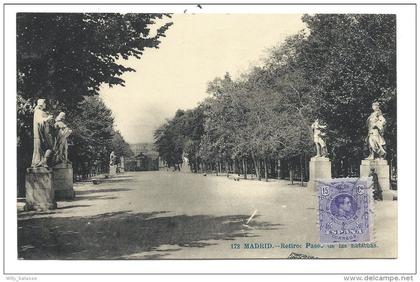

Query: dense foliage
[17,13,172,103]
[17,13,171,194]
[154,14,396,181]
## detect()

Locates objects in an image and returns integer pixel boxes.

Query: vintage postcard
[13,9,398,263]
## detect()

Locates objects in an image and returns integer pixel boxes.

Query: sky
[100,14,306,144]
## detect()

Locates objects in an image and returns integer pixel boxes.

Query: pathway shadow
[18,211,282,260]
[59,187,129,203]
[17,204,92,217]
[56,204,91,210]
[76,188,133,195]
[66,195,118,202]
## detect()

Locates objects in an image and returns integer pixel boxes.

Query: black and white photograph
[2,2,418,279]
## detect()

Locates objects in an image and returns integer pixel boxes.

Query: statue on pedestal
[31,99,54,167]
[109,151,117,175]
[360,102,393,200]
[26,99,77,208]
[366,102,386,160]
[311,119,328,158]
[53,112,73,165]
[109,151,116,166]
[120,156,125,171]
[26,99,59,210]
[308,119,331,190]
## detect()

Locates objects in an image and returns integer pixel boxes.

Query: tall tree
[112,131,134,158]
[297,14,396,175]
[154,106,207,171]
[17,13,172,104]
[155,14,396,181]
[17,13,172,192]
[68,96,115,178]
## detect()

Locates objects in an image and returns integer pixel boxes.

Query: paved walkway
[17,171,397,259]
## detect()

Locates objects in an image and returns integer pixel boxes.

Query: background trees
[154,14,396,182]
[112,131,134,159]
[296,14,396,177]
[68,96,131,179]
[153,110,186,169]
[17,13,172,103]
[154,106,206,171]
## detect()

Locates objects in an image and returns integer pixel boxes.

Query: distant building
[126,143,159,171]
[135,152,159,171]
[130,143,156,156]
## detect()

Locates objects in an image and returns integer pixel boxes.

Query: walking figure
[369,168,383,201]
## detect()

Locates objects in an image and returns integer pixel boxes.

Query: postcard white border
[2,2,416,276]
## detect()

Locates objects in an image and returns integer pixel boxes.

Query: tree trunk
[277,159,281,180]
[264,158,268,182]
[300,154,304,187]
[226,160,229,177]
[236,159,239,174]
[251,152,260,180]
[243,158,247,179]
[289,162,294,185]
[270,159,275,178]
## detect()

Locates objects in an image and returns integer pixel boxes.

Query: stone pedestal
[120,157,125,172]
[53,163,75,200]
[308,156,332,191]
[24,167,57,211]
[109,165,117,175]
[360,159,395,200]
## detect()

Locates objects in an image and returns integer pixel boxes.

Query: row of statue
[31,98,127,170]
[30,99,387,168]
[31,99,72,168]
[312,102,386,160]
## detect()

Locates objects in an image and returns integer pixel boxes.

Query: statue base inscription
[109,165,117,175]
[308,156,332,191]
[24,167,57,211]
[53,163,75,200]
[360,159,396,201]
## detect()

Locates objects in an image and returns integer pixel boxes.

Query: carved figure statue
[53,112,72,165]
[311,119,328,158]
[366,102,386,160]
[110,151,116,166]
[31,99,54,167]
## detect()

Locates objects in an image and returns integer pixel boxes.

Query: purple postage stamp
[317,177,373,243]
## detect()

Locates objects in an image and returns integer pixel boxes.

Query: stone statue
[31,99,54,167]
[109,151,116,166]
[366,102,386,160]
[120,156,125,169]
[53,112,72,165]
[311,119,328,158]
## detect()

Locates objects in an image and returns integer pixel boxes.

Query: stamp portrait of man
[332,194,356,220]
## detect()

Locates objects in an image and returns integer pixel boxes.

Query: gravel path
[17,171,397,259]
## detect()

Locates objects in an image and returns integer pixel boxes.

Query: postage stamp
[317,177,373,243]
